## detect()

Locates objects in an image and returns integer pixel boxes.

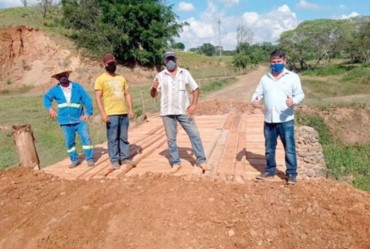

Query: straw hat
[51,70,72,79]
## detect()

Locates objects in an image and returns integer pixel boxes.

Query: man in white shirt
[150,51,207,173]
[251,49,305,184]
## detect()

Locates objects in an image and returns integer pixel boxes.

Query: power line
[218,19,222,57]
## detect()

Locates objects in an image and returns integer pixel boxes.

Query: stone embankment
[296,126,326,178]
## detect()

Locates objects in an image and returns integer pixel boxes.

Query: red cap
[102,53,117,64]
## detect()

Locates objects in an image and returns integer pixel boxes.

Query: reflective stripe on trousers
[61,122,94,163]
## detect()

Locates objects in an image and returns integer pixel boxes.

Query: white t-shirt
[60,83,72,103]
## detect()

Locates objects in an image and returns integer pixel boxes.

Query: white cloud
[341,12,360,19]
[178,2,240,50]
[242,12,259,25]
[0,0,38,8]
[178,2,195,12]
[177,3,298,51]
[339,4,346,9]
[220,0,240,6]
[297,0,320,10]
[241,4,298,45]
[178,2,219,50]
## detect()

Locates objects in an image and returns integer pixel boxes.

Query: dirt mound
[0,26,80,90]
[299,105,370,144]
[0,167,369,249]
[0,26,153,92]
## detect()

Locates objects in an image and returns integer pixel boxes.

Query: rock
[227,229,235,237]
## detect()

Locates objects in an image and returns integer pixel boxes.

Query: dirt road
[203,66,267,102]
[0,68,370,249]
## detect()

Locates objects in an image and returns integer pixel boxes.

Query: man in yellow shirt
[95,53,134,170]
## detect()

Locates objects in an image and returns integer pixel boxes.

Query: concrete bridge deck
[42,113,286,181]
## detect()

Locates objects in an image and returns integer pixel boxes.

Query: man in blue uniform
[43,70,95,168]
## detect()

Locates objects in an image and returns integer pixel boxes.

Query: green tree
[62,0,184,68]
[171,42,185,51]
[279,17,370,67]
[198,43,216,56]
[348,17,370,62]
[233,42,274,70]
[39,0,54,18]
[232,53,249,69]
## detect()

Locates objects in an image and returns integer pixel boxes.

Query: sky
[0,0,369,50]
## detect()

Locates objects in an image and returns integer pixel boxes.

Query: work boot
[111,162,120,170]
[287,175,297,185]
[256,171,275,180]
[170,164,182,173]
[87,160,95,167]
[68,161,80,169]
[196,163,210,172]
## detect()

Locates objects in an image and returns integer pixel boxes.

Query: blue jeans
[61,122,94,164]
[162,115,206,165]
[106,115,130,164]
[264,120,297,176]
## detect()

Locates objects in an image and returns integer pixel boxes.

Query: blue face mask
[271,63,285,74]
[166,60,177,71]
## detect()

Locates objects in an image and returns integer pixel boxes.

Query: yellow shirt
[94,73,129,115]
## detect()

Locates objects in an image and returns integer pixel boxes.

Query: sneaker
[256,171,275,180]
[196,163,210,171]
[111,162,120,170]
[170,165,182,173]
[121,159,133,165]
[287,175,297,185]
[68,161,80,169]
[87,160,95,167]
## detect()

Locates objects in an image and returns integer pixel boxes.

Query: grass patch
[199,77,237,94]
[176,52,235,79]
[0,94,107,169]
[296,111,370,191]
[296,111,333,144]
[342,66,370,84]
[0,7,43,28]
[303,64,356,77]
[323,144,370,191]
[303,77,370,98]
[130,84,160,115]
[301,62,370,108]
[0,131,18,169]
[0,85,35,95]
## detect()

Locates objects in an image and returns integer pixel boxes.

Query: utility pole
[218,19,222,57]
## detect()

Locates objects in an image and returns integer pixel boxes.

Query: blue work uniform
[43,82,94,164]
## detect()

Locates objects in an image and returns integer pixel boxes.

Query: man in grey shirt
[251,49,305,184]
